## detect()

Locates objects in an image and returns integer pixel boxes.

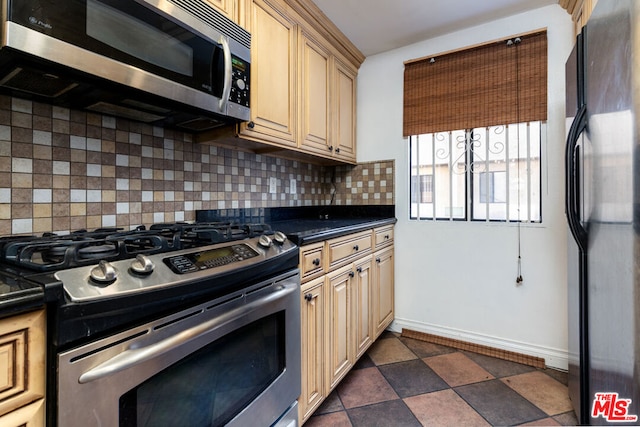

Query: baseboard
[389,318,568,371]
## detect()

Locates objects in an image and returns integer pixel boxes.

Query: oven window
[119,312,285,426]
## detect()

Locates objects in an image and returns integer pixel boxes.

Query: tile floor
[304,332,578,427]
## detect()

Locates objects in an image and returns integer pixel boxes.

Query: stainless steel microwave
[0,0,251,131]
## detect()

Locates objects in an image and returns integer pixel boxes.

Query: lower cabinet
[373,246,394,338]
[353,256,373,359]
[326,264,354,390]
[0,309,46,427]
[300,276,326,421]
[299,226,393,424]
[0,400,45,427]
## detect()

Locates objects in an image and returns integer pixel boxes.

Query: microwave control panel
[230,56,250,108]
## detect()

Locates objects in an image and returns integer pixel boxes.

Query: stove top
[0,222,277,273]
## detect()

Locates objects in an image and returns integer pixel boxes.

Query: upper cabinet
[332,57,357,162]
[241,0,298,147]
[204,0,242,24]
[211,0,364,164]
[559,0,599,34]
[299,27,331,156]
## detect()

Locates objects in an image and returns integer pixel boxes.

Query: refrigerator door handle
[565,104,588,251]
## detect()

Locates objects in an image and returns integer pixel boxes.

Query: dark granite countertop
[270,217,396,245]
[197,205,397,246]
[0,272,45,318]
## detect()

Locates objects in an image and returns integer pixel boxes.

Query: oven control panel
[164,243,259,274]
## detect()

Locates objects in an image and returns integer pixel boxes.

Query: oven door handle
[77,282,296,384]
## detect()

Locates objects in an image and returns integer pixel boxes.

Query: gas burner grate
[0,222,276,272]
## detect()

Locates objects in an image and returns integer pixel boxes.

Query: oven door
[57,272,300,427]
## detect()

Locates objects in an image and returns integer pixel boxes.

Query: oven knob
[130,254,155,275]
[90,260,118,284]
[258,234,272,248]
[273,231,287,244]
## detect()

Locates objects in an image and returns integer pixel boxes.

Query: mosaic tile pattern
[0,96,394,235]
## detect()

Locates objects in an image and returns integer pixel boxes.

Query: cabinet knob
[356,267,362,273]
[385,234,390,240]
[376,258,381,263]
[335,148,340,153]
[304,293,313,302]
[247,121,255,129]
[328,145,334,151]
[349,271,355,278]
[312,258,320,266]
[353,245,359,251]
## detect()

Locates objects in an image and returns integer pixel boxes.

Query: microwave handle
[219,36,232,112]
[77,281,297,384]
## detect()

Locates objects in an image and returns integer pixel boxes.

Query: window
[410,122,543,222]
[403,31,547,222]
[410,174,433,203]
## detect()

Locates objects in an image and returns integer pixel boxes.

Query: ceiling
[312,0,560,57]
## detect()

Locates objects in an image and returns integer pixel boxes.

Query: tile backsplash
[0,96,394,235]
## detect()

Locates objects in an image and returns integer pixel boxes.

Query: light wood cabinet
[300,241,325,282]
[299,276,325,421]
[372,225,395,339]
[0,400,45,427]
[331,57,357,162]
[559,0,599,35]
[326,230,372,270]
[326,264,354,390]
[230,0,362,164]
[299,225,394,424]
[374,225,394,249]
[0,309,46,427]
[299,28,331,156]
[373,246,394,338]
[204,0,241,23]
[353,255,373,359]
[241,0,298,147]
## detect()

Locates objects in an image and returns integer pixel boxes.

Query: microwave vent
[177,117,224,131]
[168,0,251,49]
[0,67,78,98]
[87,102,165,123]
[122,98,172,115]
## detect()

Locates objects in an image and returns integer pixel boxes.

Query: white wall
[357,5,574,369]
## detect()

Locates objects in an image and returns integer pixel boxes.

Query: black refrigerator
[565,0,640,425]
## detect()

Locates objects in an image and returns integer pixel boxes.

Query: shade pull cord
[509,36,524,285]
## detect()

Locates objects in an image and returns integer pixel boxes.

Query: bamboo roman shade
[403,30,547,137]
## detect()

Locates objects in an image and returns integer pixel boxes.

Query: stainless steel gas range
[0,223,300,427]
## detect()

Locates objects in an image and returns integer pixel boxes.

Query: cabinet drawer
[300,242,325,282]
[327,231,372,269]
[374,226,394,249]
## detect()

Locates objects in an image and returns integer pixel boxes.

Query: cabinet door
[0,399,44,427]
[299,28,331,155]
[353,255,373,359]
[0,310,45,419]
[326,264,353,390]
[203,0,239,23]
[332,57,357,162]
[373,246,394,338]
[299,276,325,423]
[241,0,297,147]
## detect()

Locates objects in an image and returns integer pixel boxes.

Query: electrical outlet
[269,177,277,194]
[290,178,296,194]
